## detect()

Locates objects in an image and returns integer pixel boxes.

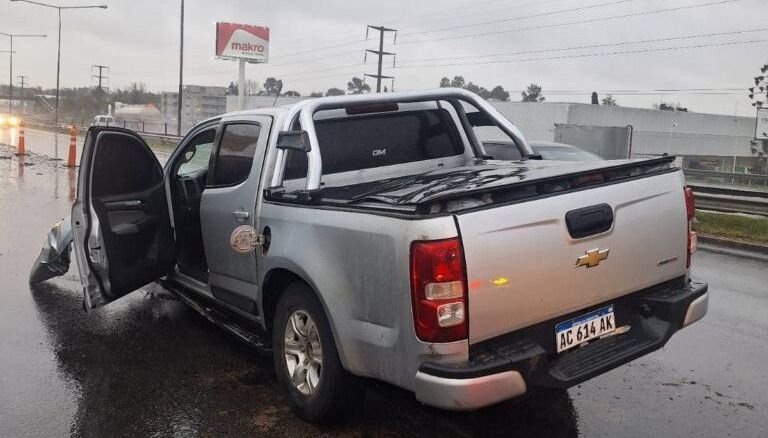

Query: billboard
[216,22,269,63]
[757,107,768,140]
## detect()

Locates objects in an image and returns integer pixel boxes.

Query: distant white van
[92,115,115,126]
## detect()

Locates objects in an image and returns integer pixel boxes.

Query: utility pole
[364,25,396,93]
[10,0,108,130]
[17,75,27,117]
[91,64,109,92]
[177,0,185,136]
[0,32,46,115]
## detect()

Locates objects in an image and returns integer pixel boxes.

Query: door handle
[232,210,250,220]
[105,199,145,210]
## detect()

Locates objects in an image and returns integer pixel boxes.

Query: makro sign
[757,107,768,140]
[216,22,269,63]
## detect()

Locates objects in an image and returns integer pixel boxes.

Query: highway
[0,139,766,437]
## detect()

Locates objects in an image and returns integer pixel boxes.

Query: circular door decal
[230,225,257,254]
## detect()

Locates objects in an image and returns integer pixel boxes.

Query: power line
[397,0,569,30]
[542,88,744,95]
[399,0,641,37]
[272,0,510,50]
[396,0,747,46]
[397,27,768,64]
[278,62,363,79]
[249,0,563,62]
[395,38,768,68]
[181,38,765,88]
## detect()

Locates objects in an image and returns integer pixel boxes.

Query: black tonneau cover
[266,156,676,215]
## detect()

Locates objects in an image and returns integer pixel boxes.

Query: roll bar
[269,88,532,191]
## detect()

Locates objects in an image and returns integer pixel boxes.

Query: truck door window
[209,123,262,187]
[175,129,215,178]
[92,132,161,197]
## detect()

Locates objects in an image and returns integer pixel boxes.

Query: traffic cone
[16,121,26,156]
[67,124,78,167]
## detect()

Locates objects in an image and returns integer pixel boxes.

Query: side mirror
[276,130,311,152]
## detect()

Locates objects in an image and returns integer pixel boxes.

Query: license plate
[555,305,615,353]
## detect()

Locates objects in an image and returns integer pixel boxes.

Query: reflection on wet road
[0,142,766,437]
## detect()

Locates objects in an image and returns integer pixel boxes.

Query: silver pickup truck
[33,89,708,422]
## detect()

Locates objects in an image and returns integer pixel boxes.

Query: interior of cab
[170,128,216,281]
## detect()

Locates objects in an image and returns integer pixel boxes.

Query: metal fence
[684,169,768,190]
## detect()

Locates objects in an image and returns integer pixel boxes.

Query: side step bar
[158,279,272,354]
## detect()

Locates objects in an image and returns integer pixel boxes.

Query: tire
[272,282,363,423]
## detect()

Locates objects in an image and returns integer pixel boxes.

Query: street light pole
[0,32,46,115]
[8,35,11,114]
[177,0,184,136]
[10,1,107,130]
[55,6,61,126]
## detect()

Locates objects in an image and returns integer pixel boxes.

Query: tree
[347,77,370,94]
[112,82,158,105]
[591,92,599,105]
[243,79,261,96]
[284,90,301,97]
[488,85,510,102]
[521,83,545,102]
[325,87,345,96]
[450,76,466,89]
[750,139,768,157]
[601,94,617,106]
[655,102,688,112]
[439,77,451,88]
[464,82,487,97]
[264,77,283,96]
[309,91,324,97]
[225,81,238,96]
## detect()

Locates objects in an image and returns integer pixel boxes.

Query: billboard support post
[238,58,245,110]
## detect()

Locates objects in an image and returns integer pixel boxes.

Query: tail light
[684,186,697,268]
[410,238,468,343]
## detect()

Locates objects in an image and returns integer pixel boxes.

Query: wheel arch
[261,266,350,369]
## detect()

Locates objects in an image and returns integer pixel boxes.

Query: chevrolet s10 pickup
[31,89,708,422]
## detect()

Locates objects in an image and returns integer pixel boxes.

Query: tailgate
[457,170,688,344]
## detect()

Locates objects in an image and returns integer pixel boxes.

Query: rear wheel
[272,282,363,422]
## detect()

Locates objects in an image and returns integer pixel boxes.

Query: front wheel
[272,282,363,423]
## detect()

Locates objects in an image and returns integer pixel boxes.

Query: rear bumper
[414,369,527,410]
[414,277,708,410]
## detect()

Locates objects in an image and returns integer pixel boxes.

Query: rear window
[285,109,464,180]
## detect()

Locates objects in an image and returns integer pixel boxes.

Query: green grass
[694,211,768,244]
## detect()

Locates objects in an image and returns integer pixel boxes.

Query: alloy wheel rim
[283,309,323,395]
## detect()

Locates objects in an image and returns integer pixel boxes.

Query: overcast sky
[1,0,765,116]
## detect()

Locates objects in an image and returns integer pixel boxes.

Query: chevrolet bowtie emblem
[575,248,610,268]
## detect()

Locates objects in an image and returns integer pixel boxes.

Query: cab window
[175,129,216,177]
[209,123,262,187]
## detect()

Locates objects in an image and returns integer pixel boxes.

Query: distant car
[0,113,21,127]
[483,140,602,161]
[91,115,115,126]
[530,141,602,161]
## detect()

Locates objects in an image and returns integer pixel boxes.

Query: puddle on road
[0,145,78,202]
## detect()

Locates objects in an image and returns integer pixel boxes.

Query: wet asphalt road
[0,140,766,437]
